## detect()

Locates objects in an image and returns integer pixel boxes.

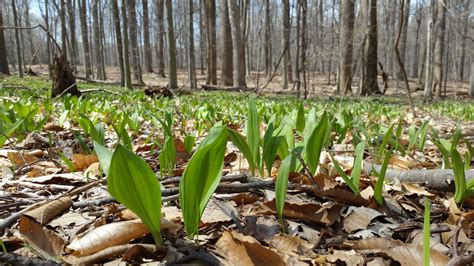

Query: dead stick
[447,217,474,266]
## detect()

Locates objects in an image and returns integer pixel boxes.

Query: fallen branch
[201,84,252,92]
[364,164,474,191]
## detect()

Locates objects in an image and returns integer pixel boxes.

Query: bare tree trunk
[264,0,272,77]
[22,0,35,65]
[187,0,197,90]
[92,0,105,80]
[458,0,469,81]
[227,0,246,87]
[205,0,217,85]
[397,0,410,79]
[112,0,125,86]
[165,0,178,88]
[155,0,166,78]
[361,0,379,95]
[300,0,308,98]
[121,0,132,88]
[142,0,153,73]
[338,0,355,95]
[282,0,290,90]
[60,0,67,60]
[433,0,446,99]
[67,0,78,67]
[45,0,52,78]
[199,0,205,75]
[11,0,23,77]
[126,0,143,84]
[424,1,435,97]
[0,0,9,75]
[78,0,92,80]
[411,2,421,78]
[220,0,233,86]
[469,59,474,97]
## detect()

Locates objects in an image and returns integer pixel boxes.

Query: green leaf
[179,128,228,238]
[159,136,176,177]
[331,154,359,195]
[304,112,329,176]
[262,123,284,177]
[275,151,297,229]
[423,198,430,266]
[296,103,305,133]
[374,150,392,205]
[432,138,451,169]
[227,128,256,174]
[107,145,162,244]
[418,121,430,151]
[94,142,113,175]
[0,118,24,146]
[451,148,466,204]
[351,140,366,190]
[183,135,196,154]
[246,97,260,175]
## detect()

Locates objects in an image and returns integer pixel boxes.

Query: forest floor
[0,73,473,265]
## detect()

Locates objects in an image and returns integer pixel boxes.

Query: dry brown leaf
[343,206,383,233]
[385,245,449,266]
[254,199,342,226]
[19,215,65,263]
[44,123,64,132]
[319,186,372,207]
[269,234,315,257]
[24,197,72,225]
[215,230,285,266]
[389,154,415,169]
[83,162,101,179]
[117,209,181,230]
[402,183,434,196]
[324,250,364,265]
[72,154,98,171]
[7,151,37,167]
[231,193,262,205]
[20,173,85,184]
[224,152,238,164]
[66,220,149,256]
[347,237,403,250]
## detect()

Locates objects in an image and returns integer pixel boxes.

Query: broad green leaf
[107,145,162,244]
[179,128,228,238]
[351,141,366,190]
[94,142,113,175]
[418,121,430,151]
[183,135,195,154]
[227,128,256,173]
[377,125,394,161]
[432,138,451,169]
[246,97,260,175]
[423,198,430,266]
[275,151,297,228]
[451,126,462,151]
[0,118,24,146]
[374,150,392,205]
[304,112,329,176]
[451,149,466,204]
[331,154,359,194]
[296,103,305,133]
[262,123,284,177]
[159,136,176,177]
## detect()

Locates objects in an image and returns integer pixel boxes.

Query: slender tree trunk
[300,0,308,98]
[220,0,233,86]
[188,0,197,90]
[227,0,246,87]
[23,0,35,65]
[142,0,153,73]
[469,59,474,97]
[338,0,355,95]
[60,0,67,60]
[282,0,290,90]
[11,0,23,77]
[424,1,435,97]
[155,0,166,77]
[361,0,379,95]
[121,0,132,88]
[411,3,421,78]
[295,1,301,96]
[67,0,78,67]
[78,0,92,80]
[198,0,205,75]
[205,0,217,85]
[126,0,143,84]
[166,0,178,88]
[45,0,52,77]
[459,0,469,81]
[397,0,410,79]
[0,0,9,75]
[264,0,272,77]
[92,0,105,80]
[433,0,446,99]
[112,0,125,86]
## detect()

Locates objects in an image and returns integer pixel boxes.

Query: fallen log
[201,84,252,92]
[364,164,474,191]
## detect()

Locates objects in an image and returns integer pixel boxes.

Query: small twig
[297,153,320,188]
[0,24,61,52]
[447,217,474,266]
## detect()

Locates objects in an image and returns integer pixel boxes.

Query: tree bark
[198,0,205,75]
[458,0,469,81]
[155,0,166,78]
[227,0,246,87]
[411,3,422,78]
[92,0,105,80]
[361,0,379,95]
[22,0,35,65]
[397,0,410,80]
[264,0,272,77]
[112,0,125,86]
[165,0,178,88]
[78,0,92,80]
[281,0,290,90]
[338,0,355,95]
[142,0,153,73]
[220,0,233,86]
[67,0,78,67]
[60,0,67,60]
[424,1,435,97]
[187,0,197,90]
[205,0,217,85]
[126,0,143,84]
[469,59,474,97]
[121,0,132,88]
[0,0,9,75]
[11,0,23,77]
[432,0,446,99]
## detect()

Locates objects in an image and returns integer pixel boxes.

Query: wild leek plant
[451,148,474,204]
[95,143,163,245]
[423,198,430,266]
[331,141,366,195]
[373,150,392,205]
[303,112,329,176]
